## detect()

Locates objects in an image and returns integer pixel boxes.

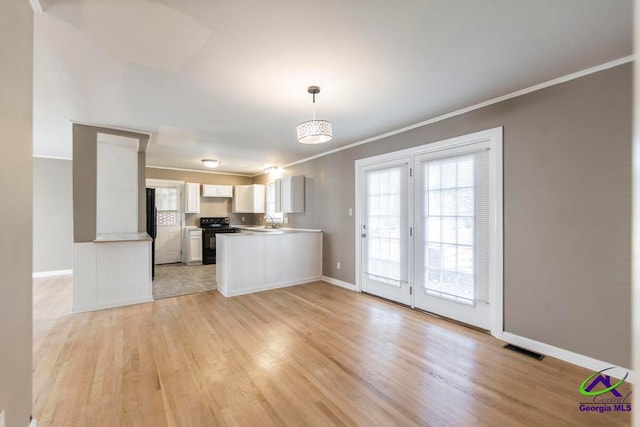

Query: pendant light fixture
[296,86,332,144]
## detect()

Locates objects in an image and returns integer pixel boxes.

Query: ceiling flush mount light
[297,86,332,144]
[201,159,220,168]
[264,165,279,173]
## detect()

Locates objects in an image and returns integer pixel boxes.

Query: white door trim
[146,178,185,188]
[355,127,504,337]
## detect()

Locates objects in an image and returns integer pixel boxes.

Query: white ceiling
[33,0,632,175]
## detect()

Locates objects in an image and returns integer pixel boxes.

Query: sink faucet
[264,215,279,229]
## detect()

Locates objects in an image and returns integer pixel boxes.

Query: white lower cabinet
[216,231,322,297]
[183,227,202,264]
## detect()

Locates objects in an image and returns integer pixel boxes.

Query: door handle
[361,233,367,238]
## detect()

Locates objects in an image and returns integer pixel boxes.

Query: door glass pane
[457,188,474,216]
[428,191,441,215]
[442,189,457,215]
[427,217,441,242]
[457,217,473,245]
[423,155,475,305]
[156,187,178,211]
[365,166,407,286]
[441,217,456,244]
[157,211,177,226]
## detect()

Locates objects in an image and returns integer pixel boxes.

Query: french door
[359,159,412,305]
[356,128,503,333]
[413,149,491,329]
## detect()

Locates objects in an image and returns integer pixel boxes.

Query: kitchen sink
[240,226,284,233]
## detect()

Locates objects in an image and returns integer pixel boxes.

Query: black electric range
[199,217,237,265]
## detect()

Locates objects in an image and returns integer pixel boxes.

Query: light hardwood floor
[33,275,631,426]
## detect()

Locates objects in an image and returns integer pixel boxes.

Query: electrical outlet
[337,262,341,270]
[284,216,288,224]
[242,216,245,222]
[348,208,352,216]
[0,409,5,427]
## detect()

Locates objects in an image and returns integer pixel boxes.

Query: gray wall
[72,124,97,242]
[146,168,257,226]
[33,157,73,272]
[73,125,150,242]
[0,1,33,425]
[255,64,631,368]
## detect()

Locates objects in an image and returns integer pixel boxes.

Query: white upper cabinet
[233,184,265,213]
[184,182,200,213]
[202,184,233,198]
[276,176,305,213]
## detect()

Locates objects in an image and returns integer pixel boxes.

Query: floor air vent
[503,344,545,360]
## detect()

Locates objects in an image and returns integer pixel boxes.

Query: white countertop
[94,232,152,243]
[232,225,322,234]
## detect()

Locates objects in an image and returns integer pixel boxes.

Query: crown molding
[281,55,635,171]
[146,165,253,177]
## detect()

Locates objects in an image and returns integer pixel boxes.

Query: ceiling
[33,0,632,175]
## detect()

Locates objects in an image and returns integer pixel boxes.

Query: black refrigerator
[146,188,157,279]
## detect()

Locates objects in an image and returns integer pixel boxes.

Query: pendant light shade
[296,120,333,144]
[297,86,332,144]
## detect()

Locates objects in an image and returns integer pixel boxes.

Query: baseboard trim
[33,269,73,278]
[72,296,153,313]
[218,276,323,297]
[321,276,356,291]
[499,331,633,382]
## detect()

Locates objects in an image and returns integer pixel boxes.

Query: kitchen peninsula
[216,229,322,297]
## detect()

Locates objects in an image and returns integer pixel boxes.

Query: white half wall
[73,240,152,312]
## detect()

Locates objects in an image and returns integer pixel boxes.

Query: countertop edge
[94,232,153,243]
[231,225,322,233]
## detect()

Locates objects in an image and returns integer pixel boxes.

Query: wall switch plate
[348,208,352,216]
[242,216,245,222]
[284,216,288,224]
[337,262,341,270]
[0,410,5,427]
